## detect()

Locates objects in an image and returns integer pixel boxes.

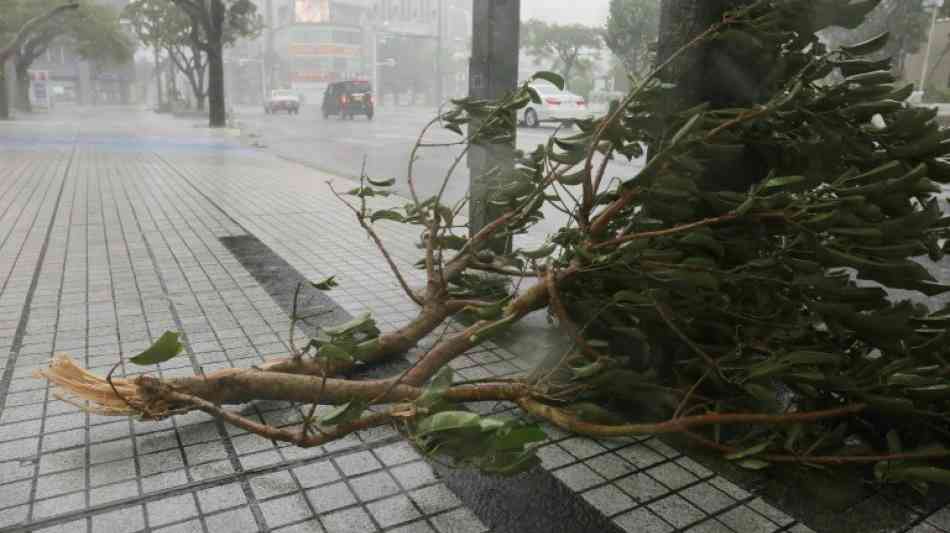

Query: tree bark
[206,0,227,128]
[206,45,225,126]
[0,69,9,120]
[15,62,31,112]
[154,48,164,110]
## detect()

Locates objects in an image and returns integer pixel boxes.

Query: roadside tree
[0,2,78,118]
[166,0,262,127]
[521,19,603,91]
[603,0,660,82]
[7,0,132,112]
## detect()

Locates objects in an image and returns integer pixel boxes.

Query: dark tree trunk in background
[206,0,227,128]
[207,46,225,126]
[657,0,758,111]
[656,0,762,192]
[154,49,164,110]
[15,62,31,112]
[0,70,9,120]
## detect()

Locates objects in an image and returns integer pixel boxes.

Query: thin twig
[519,397,867,437]
[673,368,711,420]
[328,182,424,306]
[655,300,720,370]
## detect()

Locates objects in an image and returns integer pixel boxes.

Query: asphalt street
[233,104,644,238]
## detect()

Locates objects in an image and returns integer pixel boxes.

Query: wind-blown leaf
[130,331,183,366]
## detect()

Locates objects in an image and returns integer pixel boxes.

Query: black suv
[322,80,374,120]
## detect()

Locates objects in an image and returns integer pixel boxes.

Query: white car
[265,90,301,115]
[522,83,592,127]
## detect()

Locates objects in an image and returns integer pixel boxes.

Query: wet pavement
[0,105,945,533]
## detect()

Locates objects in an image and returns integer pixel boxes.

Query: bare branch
[328,182,425,306]
[0,3,79,63]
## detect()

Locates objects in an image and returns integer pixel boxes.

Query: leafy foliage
[390,0,950,489]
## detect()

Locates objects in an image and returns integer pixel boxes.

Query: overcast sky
[521,0,611,27]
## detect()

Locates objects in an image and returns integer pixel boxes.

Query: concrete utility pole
[435,0,445,106]
[467,0,520,241]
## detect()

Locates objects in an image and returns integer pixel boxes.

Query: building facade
[13,0,137,107]
[248,0,471,105]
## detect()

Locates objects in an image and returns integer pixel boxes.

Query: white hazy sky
[521,0,611,27]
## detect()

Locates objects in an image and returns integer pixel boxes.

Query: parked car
[322,80,374,120]
[522,83,592,127]
[265,90,301,115]
[588,90,626,115]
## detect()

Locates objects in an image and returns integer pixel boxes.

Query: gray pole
[435,0,444,106]
[467,0,520,242]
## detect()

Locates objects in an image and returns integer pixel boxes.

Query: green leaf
[841,32,889,56]
[371,210,405,224]
[671,113,703,146]
[417,411,482,435]
[762,175,806,191]
[320,399,368,426]
[490,422,548,450]
[130,331,183,366]
[368,177,396,187]
[726,442,771,461]
[312,276,339,291]
[531,71,565,91]
[324,312,375,337]
[737,459,772,471]
[518,243,557,260]
[317,344,354,362]
[877,465,950,487]
[418,366,454,408]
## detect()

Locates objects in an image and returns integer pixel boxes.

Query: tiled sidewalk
[0,108,944,533]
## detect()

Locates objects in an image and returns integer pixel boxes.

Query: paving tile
[32,491,86,519]
[614,507,675,533]
[718,505,781,533]
[373,441,420,467]
[429,508,488,533]
[250,470,299,500]
[551,463,605,492]
[306,481,357,514]
[649,494,708,529]
[679,483,736,514]
[334,450,382,477]
[261,493,314,529]
[153,520,204,533]
[615,473,672,504]
[409,484,462,515]
[91,504,146,533]
[275,520,326,533]
[147,493,199,527]
[350,470,402,502]
[197,482,247,513]
[582,484,637,516]
[321,506,379,533]
[204,506,260,533]
[366,494,422,528]
[293,460,340,489]
[390,461,438,490]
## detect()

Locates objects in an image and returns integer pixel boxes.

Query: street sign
[29,70,51,109]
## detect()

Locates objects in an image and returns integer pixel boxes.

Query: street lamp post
[921,0,945,92]
[435,0,444,106]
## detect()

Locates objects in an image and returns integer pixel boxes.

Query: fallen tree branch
[518,397,867,437]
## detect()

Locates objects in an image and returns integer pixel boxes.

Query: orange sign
[291,71,337,82]
[288,43,360,57]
